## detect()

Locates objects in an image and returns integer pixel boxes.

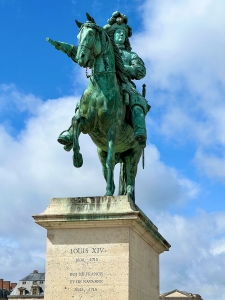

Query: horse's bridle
[78,23,116,78]
[78,23,100,57]
[78,44,96,57]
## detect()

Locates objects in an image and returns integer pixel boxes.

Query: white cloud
[211,239,225,256]
[135,144,200,210]
[194,150,225,183]
[134,0,225,88]
[0,83,42,114]
[152,210,225,300]
[131,0,225,182]
[71,64,89,93]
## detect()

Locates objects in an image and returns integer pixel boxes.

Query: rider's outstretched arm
[46,38,78,63]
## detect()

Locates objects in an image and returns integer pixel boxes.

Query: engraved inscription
[91,247,105,253]
[70,272,103,277]
[69,271,104,284]
[72,257,99,263]
[76,258,85,262]
[71,248,88,254]
[88,288,97,292]
[74,287,97,292]
[75,288,83,292]
[89,257,98,262]
[70,247,106,254]
[68,246,106,294]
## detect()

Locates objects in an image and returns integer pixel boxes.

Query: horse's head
[76,14,102,68]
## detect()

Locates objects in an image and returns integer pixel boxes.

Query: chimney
[11,283,17,289]
[3,281,10,291]
[0,279,3,289]
[33,270,38,273]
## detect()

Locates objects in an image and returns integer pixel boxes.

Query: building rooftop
[9,271,45,297]
[20,271,45,282]
[160,289,203,299]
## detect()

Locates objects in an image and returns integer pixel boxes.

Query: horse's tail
[118,162,126,195]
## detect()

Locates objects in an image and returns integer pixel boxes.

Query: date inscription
[75,287,97,292]
[75,257,98,263]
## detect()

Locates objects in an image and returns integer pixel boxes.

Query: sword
[142,84,146,169]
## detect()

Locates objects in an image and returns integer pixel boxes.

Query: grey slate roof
[161,289,192,297]
[20,273,45,281]
[160,289,203,299]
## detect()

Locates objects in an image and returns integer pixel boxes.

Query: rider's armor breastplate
[119,49,149,114]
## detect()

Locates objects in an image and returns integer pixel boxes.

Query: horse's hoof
[73,152,83,168]
[128,192,134,201]
[127,185,134,201]
[64,143,73,152]
[104,192,113,196]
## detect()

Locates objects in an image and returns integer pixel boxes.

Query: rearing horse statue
[47,13,149,201]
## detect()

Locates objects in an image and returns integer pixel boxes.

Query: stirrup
[134,134,146,143]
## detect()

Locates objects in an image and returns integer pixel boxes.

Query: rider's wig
[104,11,132,52]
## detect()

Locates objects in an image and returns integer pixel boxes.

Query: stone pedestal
[33,196,170,300]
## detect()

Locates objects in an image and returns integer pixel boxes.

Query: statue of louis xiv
[54,12,150,150]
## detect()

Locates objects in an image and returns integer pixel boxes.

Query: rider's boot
[132,105,147,149]
[57,126,73,152]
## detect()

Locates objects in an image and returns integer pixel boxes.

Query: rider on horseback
[57,11,150,149]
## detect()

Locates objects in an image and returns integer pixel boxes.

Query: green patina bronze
[47,12,150,202]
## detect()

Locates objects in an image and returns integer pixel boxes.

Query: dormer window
[18,287,26,296]
[31,284,40,296]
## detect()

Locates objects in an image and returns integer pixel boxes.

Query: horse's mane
[82,22,127,84]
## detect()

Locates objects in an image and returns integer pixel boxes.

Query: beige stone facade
[33,196,170,300]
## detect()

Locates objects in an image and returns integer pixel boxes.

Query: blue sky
[1,1,225,299]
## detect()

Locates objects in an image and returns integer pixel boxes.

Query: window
[22,281,26,284]
[32,287,40,295]
[33,289,37,295]
[18,288,25,296]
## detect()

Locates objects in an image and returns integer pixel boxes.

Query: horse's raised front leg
[105,125,116,196]
[72,116,85,168]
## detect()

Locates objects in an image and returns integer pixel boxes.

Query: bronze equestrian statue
[47,12,150,201]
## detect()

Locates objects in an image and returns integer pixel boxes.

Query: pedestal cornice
[33,196,170,254]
